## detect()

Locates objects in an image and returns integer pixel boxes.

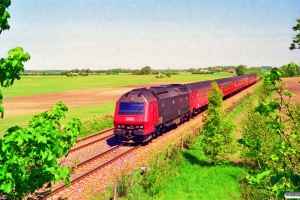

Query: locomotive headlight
[140,125,143,129]
[118,125,121,128]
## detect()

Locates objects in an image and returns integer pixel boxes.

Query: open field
[0,73,233,136]
[2,73,233,98]
[281,77,300,103]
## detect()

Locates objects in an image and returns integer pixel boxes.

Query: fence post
[130,171,134,188]
[113,184,117,200]
[165,148,169,160]
[181,138,184,148]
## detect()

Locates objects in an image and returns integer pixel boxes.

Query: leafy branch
[0,101,81,199]
[0,1,30,118]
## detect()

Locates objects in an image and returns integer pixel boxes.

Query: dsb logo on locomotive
[125,117,134,121]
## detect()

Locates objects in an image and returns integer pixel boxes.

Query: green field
[0,73,233,136]
[2,73,232,98]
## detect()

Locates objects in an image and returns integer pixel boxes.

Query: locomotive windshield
[118,102,144,115]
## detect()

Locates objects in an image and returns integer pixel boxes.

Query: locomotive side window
[162,102,164,107]
[118,102,144,115]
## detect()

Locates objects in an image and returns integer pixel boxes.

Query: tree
[188,68,197,73]
[0,102,81,199]
[235,65,247,76]
[246,67,263,76]
[0,1,30,118]
[289,18,300,50]
[279,62,299,77]
[240,68,300,198]
[132,69,141,75]
[0,0,11,34]
[140,66,152,75]
[200,82,236,165]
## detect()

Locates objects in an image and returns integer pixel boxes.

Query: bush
[80,114,113,138]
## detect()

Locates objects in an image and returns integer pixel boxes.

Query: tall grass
[79,114,113,138]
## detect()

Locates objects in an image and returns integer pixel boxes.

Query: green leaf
[283,90,295,97]
[15,137,23,146]
[1,142,10,151]
[37,135,47,144]
[256,170,272,181]
[290,172,300,186]
[11,59,18,67]
[270,173,284,186]
[0,182,13,193]
[59,166,70,178]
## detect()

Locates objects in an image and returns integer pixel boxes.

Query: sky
[0,0,299,70]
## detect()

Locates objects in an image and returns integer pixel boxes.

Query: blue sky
[0,0,299,70]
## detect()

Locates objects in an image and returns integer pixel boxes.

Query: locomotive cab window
[118,102,144,115]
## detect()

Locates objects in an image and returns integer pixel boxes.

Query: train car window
[172,100,174,104]
[118,102,144,115]
[180,97,182,101]
[162,102,164,107]
[186,95,188,100]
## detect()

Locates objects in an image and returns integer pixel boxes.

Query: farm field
[0,73,233,136]
[281,77,300,103]
[1,73,232,98]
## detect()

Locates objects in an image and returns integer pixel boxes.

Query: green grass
[0,102,115,137]
[159,164,244,200]
[229,82,262,120]
[98,148,245,200]
[2,73,232,98]
[154,148,244,200]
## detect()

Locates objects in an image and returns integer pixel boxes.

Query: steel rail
[45,145,140,199]
[70,133,114,153]
[76,127,114,142]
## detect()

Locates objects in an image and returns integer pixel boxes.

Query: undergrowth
[79,113,113,138]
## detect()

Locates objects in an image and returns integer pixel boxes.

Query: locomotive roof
[118,89,157,102]
[185,80,212,91]
[186,74,256,91]
[117,74,256,102]
[150,84,190,98]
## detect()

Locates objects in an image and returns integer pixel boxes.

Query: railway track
[44,83,258,199]
[70,128,114,153]
[46,144,141,199]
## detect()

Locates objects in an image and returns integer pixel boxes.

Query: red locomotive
[113,74,257,143]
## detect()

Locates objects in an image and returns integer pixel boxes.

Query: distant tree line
[19,63,299,77]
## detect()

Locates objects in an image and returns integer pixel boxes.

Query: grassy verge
[96,144,245,200]
[228,82,262,120]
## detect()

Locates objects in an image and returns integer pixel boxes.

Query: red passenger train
[113,74,257,143]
